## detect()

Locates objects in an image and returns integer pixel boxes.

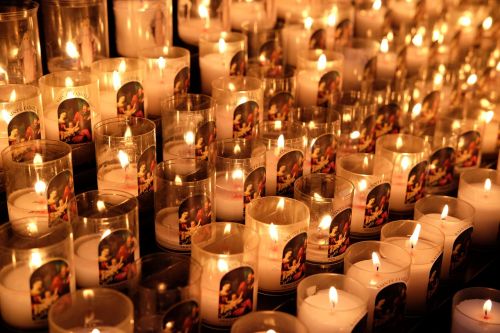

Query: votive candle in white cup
[451,287,500,333]
[177,0,227,46]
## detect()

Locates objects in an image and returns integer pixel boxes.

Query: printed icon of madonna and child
[280,233,307,285]
[277,151,304,197]
[58,98,92,144]
[363,183,390,229]
[117,82,145,118]
[137,146,156,195]
[178,195,212,246]
[7,111,41,146]
[98,230,137,286]
[47,171,75,227]
[218,267,254,319]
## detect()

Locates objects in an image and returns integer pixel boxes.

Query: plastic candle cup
[458,168,500,247]
[246,196,310,294]
[451,287,500,333]
[191,222,259,329]
[336,153,393,239]
[414,196,475,279]
[381,220,445,313]
[294,174,354,273]
[48,288,134,333]
[231,311,308,333]
[337,38,379,92]
[177,0,227,46]
[68,189,139,289]
[0,217,75,330]
[215,139,266,222]
[154,158,215,252]
[297,273,368,332]
[355,0,387,39]
[344,241,411,333]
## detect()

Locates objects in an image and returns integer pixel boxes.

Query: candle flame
[358,179,367,192]
[363,156,369,168]
[277,197,285,210]
[218,38,227,54]
[266,330,277,333]
[327,13,336,27]
[118,150,130,169]
[467,74,477,86]
[372,0,382,9]
[184,131,195,145]
[329,286,338,310]
[234,143,241,154]
[27,222,38,234]
[65,77,75,88]
[308,121,315,130]
[350,131,360,139]
[269,223,279,242]
[34,180,47,195]
[412,103,422,118]
[232,169,244,180]
[319,215,331,230]
[157,56,166,70]
[224,223,231,235]
[459,15,472,27]
[484,299,492,319]
[198,4,209,19]
[484,178,492,192]
[440,204,449,220]
[387,31,394,42]
[33,153,43,164]
[30,251,42,269]
[433,73,443,87]
[277,134,285,149]
[401,156,410,171]
[9,90,16,102]
[412,34,423,47]
[174,175,182,185]
[372,252,381,272]
[124,126,132,138]
[313,192,323,200]
[317,54,327,71]
[304,16,313,30]
[380,38,389,53]
[217,259,229,272]
[228,82,236,91]
[83,289,95,299]
[483,17,493,30]
[410,223,421,249]
[118,59,127,73]
[481,111,494,124]
[112,70,121,91]
[396,136,403,150]
[96,200,106,212]
[65,41,79,59]
[274,120,282,130]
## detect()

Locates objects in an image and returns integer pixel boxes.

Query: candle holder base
[257,290,297,313]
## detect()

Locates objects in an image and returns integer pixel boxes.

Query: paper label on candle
[137,145,156,195]
[335,19,353,47]
[47,170,75,227]
[427,147,455,187]
[229,51,247,76]
[309,28,327,49]
[195,120,216,160]
[218,266,254,319]
[281,232,307,286]
[117,81,145,118]
[178,194,212,246]
[450,227,472,275]
[364,182,391,229]
[456,130,481,169]
[420,91,440,126]
[244,167,266,214]
[310,133,336,174]
[7,111,42,146]
[149,7,167,46]
[328,208,351,258]
[162,300,200,332]
[363,56,377,82]
[405,161,428,204]
[317,71,341,107]
[57,98,93,144]
[373,282,407,332]
[396,47,407,74]
[259,40,284,76]
[267,92,294,121]
[375,103,401,138]
[233,100,258,139]
[277,150,304,197]
[174,66,191,96]
[427,254,442,305]
[29,259,71,321]
[360,115,376,153]
[98,229,137,286]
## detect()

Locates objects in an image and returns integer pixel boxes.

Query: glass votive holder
[155,158,214,252]
[2,139,74,228]
[381,220,445,314]
[215,139,266,223]
[376,133,430,213]
[232,311,308,333]
[0,217,75,330]
[128,253,202,333]
[258,121,307,197]
[199,32,247,95]
[458,168,500,247]
[296,50,344,108]
[139,46,190,118]
[191,222,259,329]
[177,0,228,46]
[371,79,404,140]
[344,240,411,333]
[113,0,172,57]
[91,57,146,120]
[48,288,134,333]
[451,287,500,333]
[39,71,99,145]
[161,94,216,161]
[246,196,309,295]
[336,153,393,239]
[326,1,356,48]
[414,196,475,279]
[41,0,109,72]
[212,76,263,140]
[294,174,354,272]
[0,84,44,168]
[68,189,139,289]
[94,117,156,197]
[230,0,277,31]
[354,0,388,40]
[280,19,325,68]
[387,0,417,28]
[0,0,42,84]
[337,38,379,92]
[297,273,368,332]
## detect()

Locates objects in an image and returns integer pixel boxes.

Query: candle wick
[484,310,489,320]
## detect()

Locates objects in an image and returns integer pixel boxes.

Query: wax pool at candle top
[7,188,48,221]
[98,164,138,197]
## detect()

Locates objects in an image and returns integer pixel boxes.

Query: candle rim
[1,139,71,166]
[294,173,354,202]
[246,196,310,227]
[303,287,368,313]
[346,241,411,274]
[415,196,475,222]
[39,71,98,88]
[93,117,156,139]
[0,84,40,104]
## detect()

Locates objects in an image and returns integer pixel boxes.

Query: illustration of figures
[456,131,481,168]
[98,230,137,285]
[375,103,401,138]
[218,267,254,319]
[174,67,190,96]
[328,208,351,257]
[57,98,92,143]
[317,71,341,107]
[280,233,307,285]
[230,51,246,76]
[421,91,440,125]
[47,171,74,226]
[359,115,376,153]
[18,32,37,83]
[137,146,155,195]
[450,228,472,275]
[76,18,97,68]
[309,29,327,50]
[405,161,427,204]
[117,82,145,118]
[364,183,391,229]
[259,41,284,77]
[363,56,377,82]
[427,255,442,304]
[195,121,216,161]
[233,101,257,139]
[277,151,304,197]
[151,6,166,46]
[267,92,294,121]
[310,134,336,174]
[8,112,41,144]
[373,283,407,332]
[335,19,352,47]
[426,148,454,187]
[243,167,266,211]
[178,195,212,246]
[162,301,200,333]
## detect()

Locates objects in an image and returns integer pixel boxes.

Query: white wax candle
[281,25,310,67]
[200,53,231,95]
[74,234,100,287]
[178,19,223,46]
[388,0,416,26]
[98,164,139,197]
[481,120,499,154]
[99,91,120,120]
[215,175,244,221]
[377,52,397,81]
[452,299,500,333]
[155,207,186,251]
[230,2,267,30]
[342,48,373,92]
[355,8,386,38]
[7,188,49,222]
[405,46,429,78]
[143,68,176,117]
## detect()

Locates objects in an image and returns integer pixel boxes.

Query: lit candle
[452,288,500,333]
[178,2,224,45]
[355,0,386,39]
[388,0,416,27]
[377,37,397,81]
[230,0,269,30]
[281,18,313,68]
[479,109,498,155]
[405,32,429,77]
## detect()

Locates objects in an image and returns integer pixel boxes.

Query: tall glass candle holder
[242,22,284,76]
[39,71,99,145]
[414,196,474,279]
[113,0,173,57]
[139,46,190,118]
[297,273,368,332]
[280,19,325,68]
[294,174,354,273]
[212,76,263,140]
[129,253,202,333]
[41,0,109,72]
[296,50,344,108]
[69,189,139,289]
[0,217,75,330]
[0,0,42,84]
[155,158,215,252]
[354,0,388,39]
[2,140,74,228]
[246,196,309,295]
[376,133,430,213]
[381,220,445,313]
[230,0,277,31]
[336,153,393,239]
[91,58,146,120]
[48,288,134,333]
[344,241,411,333]
[199,32,247,95]
[458,168,500,247]
[161,94,216,161]
[258,121,307,197]
[94,117,156,197]
[232,311,308,333]
[451,287,500,333]
[191,222,259,329]
[338,38,379,92]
